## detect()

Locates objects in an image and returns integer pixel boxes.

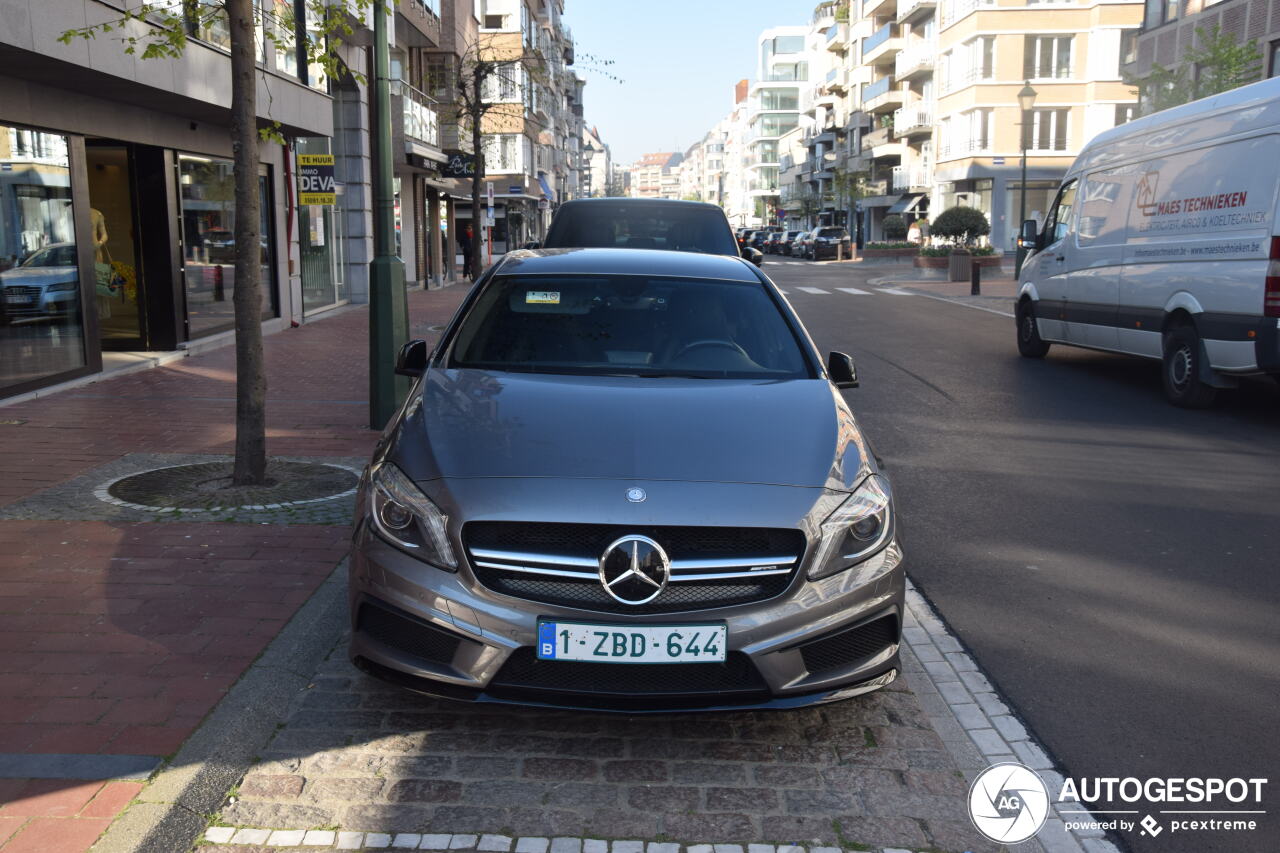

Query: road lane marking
[797,287,830,294]
[837,287,871,295]
[879,288,913,296]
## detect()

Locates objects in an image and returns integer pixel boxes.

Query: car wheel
[1162,323,1218,408]
[1015,299,1050,358]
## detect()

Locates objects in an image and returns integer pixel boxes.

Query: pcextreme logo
[967,762,1270,844]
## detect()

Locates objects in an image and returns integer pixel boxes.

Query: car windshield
[22,245,76,267]
[543,204,738,256]
[449,274,811,380]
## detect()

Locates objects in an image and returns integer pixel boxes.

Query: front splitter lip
[352,651,899,714]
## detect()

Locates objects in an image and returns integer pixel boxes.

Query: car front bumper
[348,521,905,712]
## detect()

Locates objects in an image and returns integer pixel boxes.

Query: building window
[178,155,277,338]
[483,63,523,103]
[0,124,85,395]
[1164,0,1180,22]
[1025,35,1073,79]
[1120,29,1138,65]
[1114,103,1137,125]
[1270,40,1280,78]
[482,13,505,29]
[1029,108,1070,151]
[483,134,524,173]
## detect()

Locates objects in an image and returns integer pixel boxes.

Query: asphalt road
[762,257,1280,853]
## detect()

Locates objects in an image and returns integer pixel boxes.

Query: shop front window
[0,125,86,393]
[179,155,276,338]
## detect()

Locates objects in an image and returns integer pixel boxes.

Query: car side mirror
[522,241,541,250]
[828,351,859,389]
[1017,219,1038,250]
[395,339,429,378]
[742,247,764,267]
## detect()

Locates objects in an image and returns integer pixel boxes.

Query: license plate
[537,621,727,664]
[5,295,33,305]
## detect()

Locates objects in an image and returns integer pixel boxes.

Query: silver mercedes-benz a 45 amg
[349,247,903,711]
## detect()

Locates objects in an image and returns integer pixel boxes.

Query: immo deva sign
[298,154,336,205]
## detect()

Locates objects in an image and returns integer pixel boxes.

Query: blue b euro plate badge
[538,621,558,660]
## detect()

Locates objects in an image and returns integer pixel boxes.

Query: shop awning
[887,194,925,214]
[538,175,554,199]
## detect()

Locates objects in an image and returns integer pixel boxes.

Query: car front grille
[3,286,42,314]
[464,522,806,614]
[799,613,899,675]
[488,647,770,709]
[356,598,475,666]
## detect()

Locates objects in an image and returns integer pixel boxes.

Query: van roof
[1079,76,1280,164]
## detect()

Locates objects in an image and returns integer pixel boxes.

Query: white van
[1015,76,1280,407]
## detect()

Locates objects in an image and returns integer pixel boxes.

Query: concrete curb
[89,559,351,853]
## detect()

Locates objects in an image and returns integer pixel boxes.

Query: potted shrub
[882,214,908,241]
[929,205,992,280]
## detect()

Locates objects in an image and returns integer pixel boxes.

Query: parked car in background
[350,247,903,711]
[810,227,852,261]
[0,242,80,320]
[793,230,816,260]
[750,228,780,251]
[780,230,806,256]
[536,198,762,266]
[763,232,785,254]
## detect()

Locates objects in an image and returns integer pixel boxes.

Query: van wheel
[1016,300,1050,358]
[1162,324,1217,408]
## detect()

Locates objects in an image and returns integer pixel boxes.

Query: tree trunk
[470,65,484,282]
[228,0,267,485]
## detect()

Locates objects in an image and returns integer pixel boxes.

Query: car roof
[556,197,726,211]
[496,247,761,283]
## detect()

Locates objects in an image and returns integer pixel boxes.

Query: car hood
[1,267,75,287]
[388,368,872,490]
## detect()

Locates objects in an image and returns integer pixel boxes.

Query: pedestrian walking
[460,224,474,279]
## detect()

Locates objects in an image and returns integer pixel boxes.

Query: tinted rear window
[449,274,811,380]
[544,204,738,256]
[817,228,847,238]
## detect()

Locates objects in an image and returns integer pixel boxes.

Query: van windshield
[543,203,739,256]
[449,274,811,380]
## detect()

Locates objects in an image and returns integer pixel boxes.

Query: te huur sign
[298,154,337,205]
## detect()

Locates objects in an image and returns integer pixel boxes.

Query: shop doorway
[85,143,146,350]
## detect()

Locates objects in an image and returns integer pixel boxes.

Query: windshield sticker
[526,291,561,305]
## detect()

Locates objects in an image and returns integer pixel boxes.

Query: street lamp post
[1014,82,1037,279]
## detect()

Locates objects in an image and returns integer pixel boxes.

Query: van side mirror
[1017,220,1038,250]
[395,339,429,378]
[742,247,764,267]
[828,351,859,389]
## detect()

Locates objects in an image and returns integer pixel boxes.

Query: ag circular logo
[598,535,669,605]
[968,761,1050,844]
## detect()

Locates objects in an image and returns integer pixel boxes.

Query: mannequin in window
[91,208,109,263]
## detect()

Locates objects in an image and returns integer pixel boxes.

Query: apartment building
[931,0,1142,250]
[628,151,682,197]
[746,27,813,227]
[580,125,611,197]
[1122,0,1280,101]
[464,0,581,254]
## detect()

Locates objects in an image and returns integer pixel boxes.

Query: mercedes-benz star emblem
[598,535,670,605]
[625,487,647,503]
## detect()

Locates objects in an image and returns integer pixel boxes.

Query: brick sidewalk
[0,286,470,853]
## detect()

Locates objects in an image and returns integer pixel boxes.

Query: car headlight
[47,282,78,293]
[367,463,457,570]
[808,474,894,581]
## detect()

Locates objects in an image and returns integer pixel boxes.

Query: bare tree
[62,0,373,485]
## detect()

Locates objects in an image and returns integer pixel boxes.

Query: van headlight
[808,475,894,581]
[368,463,457,570]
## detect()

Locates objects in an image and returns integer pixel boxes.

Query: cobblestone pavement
[214,638,996,853]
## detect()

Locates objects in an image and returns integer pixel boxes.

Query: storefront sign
[443,152,476,179]
[298,154,336,205]
[508,185,523,195]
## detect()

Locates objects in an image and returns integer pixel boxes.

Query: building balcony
[862,25,902,67]
[894,43,935,80]
[863,0,897,19]
[892,103,933,137]
[862,177,890,197]
[891,164,932,192]
[939,0,995,28]
[397,81,441,156]
[896,0,937,24]
[826,22,849,51]
[827,66,850,92]
[938,137,991,159]
[862,125,892,149]
[862,78,903,114]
